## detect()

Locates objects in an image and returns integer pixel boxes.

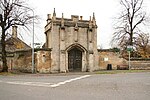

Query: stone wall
[98,50,150,70]
[36,50,51,73]
[1,48,150,73]
[12,50,32,72]
[1,49,51,73]
[130,59,150,70]
[98,50,128,70]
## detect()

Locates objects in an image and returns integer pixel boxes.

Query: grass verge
[95,70,150,74]
[0,72,16,76]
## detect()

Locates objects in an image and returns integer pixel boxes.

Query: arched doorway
[68,47,82,72]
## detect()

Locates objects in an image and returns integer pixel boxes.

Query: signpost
[127,45,133,70]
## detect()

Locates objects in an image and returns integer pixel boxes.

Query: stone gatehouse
[1,10,149,73]
[44,9,99,72]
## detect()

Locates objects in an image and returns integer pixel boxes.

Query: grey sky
[20,0,150,48]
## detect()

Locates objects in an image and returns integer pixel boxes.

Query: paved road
[0,72,150,100]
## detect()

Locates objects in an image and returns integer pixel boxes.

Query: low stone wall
[36,49,51,73]
[99,49,128,70]
[98,49,150,70]
[1,49,149,73]
[5,48,51,73]
[12,50,32,72]
[131,59,150,70]
[98,50,128,70]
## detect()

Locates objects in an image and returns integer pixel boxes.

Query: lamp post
[31,10,35,73]
[16,5,35,73]
[24,7,35,73]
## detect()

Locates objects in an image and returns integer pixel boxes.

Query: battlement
[45,8,97,29]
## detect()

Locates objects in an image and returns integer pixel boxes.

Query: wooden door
[68,48,82,71]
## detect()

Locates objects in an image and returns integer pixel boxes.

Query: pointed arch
[66,43,87,53]
[65,43,88,72]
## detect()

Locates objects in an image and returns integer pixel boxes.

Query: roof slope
[5,37,31,52]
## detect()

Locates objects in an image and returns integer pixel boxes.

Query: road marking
[51,75,91,88]
[0,75,91,88]
[6,81,54,87]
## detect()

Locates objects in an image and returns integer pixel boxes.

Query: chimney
[12,26,17,38]
[47,14,51,19]
[80,16,83,20]
[47,14,51,23]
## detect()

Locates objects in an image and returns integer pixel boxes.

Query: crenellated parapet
[45,8,97,33]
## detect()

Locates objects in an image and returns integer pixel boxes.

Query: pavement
[0,72,150,100]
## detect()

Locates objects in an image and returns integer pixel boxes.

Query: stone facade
[44,9,99,72]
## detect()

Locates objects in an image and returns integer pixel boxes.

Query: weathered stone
[44,9,99,72]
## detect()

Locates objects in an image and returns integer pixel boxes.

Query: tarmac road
[0,72,150,100]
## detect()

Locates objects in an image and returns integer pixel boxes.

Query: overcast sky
[19,0,150,49]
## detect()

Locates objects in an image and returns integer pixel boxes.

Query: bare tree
[112,0,149,50]
[135,33,150,58]
[0,0,35,72]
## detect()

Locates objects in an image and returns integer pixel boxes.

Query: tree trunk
[1,27,8,72]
